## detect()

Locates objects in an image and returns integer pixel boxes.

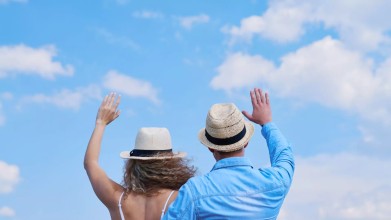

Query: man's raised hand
[242,88,272,126]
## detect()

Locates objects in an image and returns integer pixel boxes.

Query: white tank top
[118,190,175,220]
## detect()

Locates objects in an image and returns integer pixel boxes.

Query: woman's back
[111,190,177,220]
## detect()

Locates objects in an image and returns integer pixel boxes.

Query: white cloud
[213,37,391,125]
[223,3,308,44]
[271,37,380,117]
[223,0,391,51]
[103,70,160,104]
[279,153,391,220]
[132,10,163,19]
[0,44,74,79]
[211,52,275,91]
[312,0,391,51]
[0,206,15,217]
[0,0,27,4]
[20,85,102,110]
[179,14,210,30]
[319,186,391,220]
[0,161,20,194]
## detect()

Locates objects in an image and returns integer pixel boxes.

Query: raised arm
[243,88,294,187]
[84,92,123,208]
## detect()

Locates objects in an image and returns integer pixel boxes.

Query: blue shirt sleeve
[261,122,295,188]
[162,180,196,220]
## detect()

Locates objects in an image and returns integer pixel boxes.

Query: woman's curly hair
[122,152,196,197]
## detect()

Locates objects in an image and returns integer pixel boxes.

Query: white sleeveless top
[118,190,175,220]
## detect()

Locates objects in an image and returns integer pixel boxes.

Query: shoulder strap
[118,192,125,220]
[161,190,175,219]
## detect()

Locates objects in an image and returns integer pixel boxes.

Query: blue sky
[1,0,391,219]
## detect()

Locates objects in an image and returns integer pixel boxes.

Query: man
[163,88,295,219]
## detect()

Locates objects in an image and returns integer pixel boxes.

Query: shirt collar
[211,157,253,171]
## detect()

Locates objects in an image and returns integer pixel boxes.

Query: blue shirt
[163,122,295,220]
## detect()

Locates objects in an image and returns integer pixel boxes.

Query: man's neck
[214,149,245,161]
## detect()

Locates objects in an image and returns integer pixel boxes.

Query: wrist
[260,120,272,127]
[95,119,107,127]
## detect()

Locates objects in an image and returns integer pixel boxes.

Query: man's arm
[243,88,295,187]
[262,122,294,187]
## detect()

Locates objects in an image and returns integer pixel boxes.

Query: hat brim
[198,121,254,152]
[120,151,187,160]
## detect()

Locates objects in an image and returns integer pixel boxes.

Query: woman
[84,93,196,220]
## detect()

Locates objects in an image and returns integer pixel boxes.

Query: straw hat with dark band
[198,103,254,152]
[120,127,186,160]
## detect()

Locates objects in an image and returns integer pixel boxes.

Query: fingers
[250,90,257,108]
[252,88,265,106]
[265,92,270,105]
[100,92,121,115]
[259,88,265,104]
[97,92,121,125]
[242,110,254,121]
[100,94,109,107]
[254,88,262,104]
[102,92,121,108]
[114,94,121,109]
[252,88,269,105]
[115,110,121,119]
[107,92,116,107]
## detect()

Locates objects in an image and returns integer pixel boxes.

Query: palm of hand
[242,88,272,126]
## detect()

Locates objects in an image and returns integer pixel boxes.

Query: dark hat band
[130,149,173,157]
[205,126,246,146]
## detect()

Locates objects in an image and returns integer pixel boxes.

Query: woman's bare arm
[84,93,123,208]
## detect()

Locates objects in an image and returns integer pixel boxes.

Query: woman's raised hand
[96,92,121,126]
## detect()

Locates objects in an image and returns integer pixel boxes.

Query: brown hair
[122,153,196,197]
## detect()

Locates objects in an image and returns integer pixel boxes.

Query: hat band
[205,126,246,146]
[130,149,172,157]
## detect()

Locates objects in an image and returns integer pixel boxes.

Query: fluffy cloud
[0,161,20,194]
[0,44,73,79]
[0,206,15,217]
[279,153,391,220]
[20,85,102,110]
[271,37,383,120]
[211,52,275,91]
[179,14,210,30]
[103,70,160,104]
[17,71,160,109]
[213,37,391,124]
[223,2,308,44]
[224,0,391,51]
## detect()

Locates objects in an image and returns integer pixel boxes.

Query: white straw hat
[198,103,254,152]
[120,127,186,160]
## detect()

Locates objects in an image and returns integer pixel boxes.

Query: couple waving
[84,88,295,220]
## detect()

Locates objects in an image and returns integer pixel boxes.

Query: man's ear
[243,143,249,149]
